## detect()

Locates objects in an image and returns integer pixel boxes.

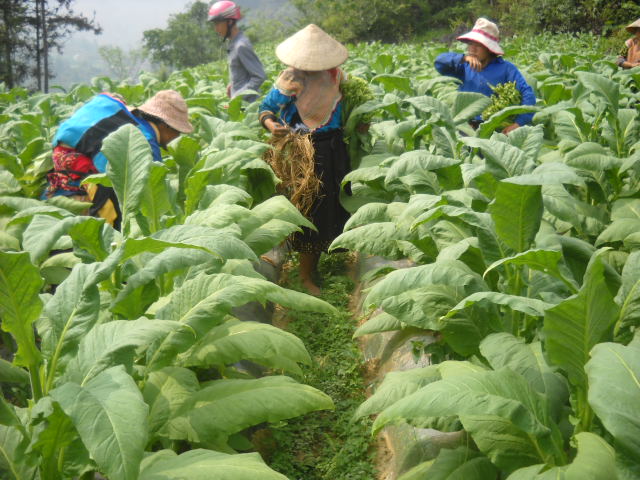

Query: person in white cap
[259,24,351,295]
[617,18,640,69]
[435,18,536,134]
[43,90,193,230]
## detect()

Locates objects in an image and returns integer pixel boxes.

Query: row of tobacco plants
[332,34,640,479]
[0,62,344,479]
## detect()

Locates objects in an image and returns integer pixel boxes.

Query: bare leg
[299,252,321,296]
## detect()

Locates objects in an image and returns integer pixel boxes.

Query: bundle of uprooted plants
[264,130,321,217]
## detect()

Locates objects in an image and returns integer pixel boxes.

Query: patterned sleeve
[258,87,293,127]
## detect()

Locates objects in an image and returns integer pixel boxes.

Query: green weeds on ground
[267,252,377,480]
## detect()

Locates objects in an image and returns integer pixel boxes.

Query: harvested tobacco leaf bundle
[263,131,322,217]
[481,81,522,121]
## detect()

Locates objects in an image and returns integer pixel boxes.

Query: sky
[69,0,191,48]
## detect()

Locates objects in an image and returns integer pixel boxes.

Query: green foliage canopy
[143,1,224,69]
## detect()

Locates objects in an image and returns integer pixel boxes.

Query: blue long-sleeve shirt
[435,52,536,126]
[259,87,344,133]
[228,32,266,102]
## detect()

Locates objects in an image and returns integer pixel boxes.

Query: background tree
[34,0,101,92]
[291,0,430,42]
[0,0,33,88]
[143,1,223,70]
[0,0,100,91]
[98,45,147,83]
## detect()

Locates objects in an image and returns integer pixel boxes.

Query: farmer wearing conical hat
[435,18,536,134]
[43,90,193,230]
[208,1,266,102]
[259,24,353,296]
[617,18,640,69]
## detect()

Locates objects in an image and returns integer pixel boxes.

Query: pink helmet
[208,1,242,22]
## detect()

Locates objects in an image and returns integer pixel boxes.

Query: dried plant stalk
[263,131,322,217]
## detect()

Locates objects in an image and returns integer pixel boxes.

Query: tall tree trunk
[42,0,48,92]
[1,0,14,88]
[35,0,41,90]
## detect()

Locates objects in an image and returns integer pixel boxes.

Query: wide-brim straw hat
[626,18,640,33]
[135,89,193,134]
[457,17,504,56]
[276,24,348,71]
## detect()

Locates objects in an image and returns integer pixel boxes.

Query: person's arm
[434,52,466,79]
[235,43,266,95]
[617,43,640,69]
[259,88,291,135]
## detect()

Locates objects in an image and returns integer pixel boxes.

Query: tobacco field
[1,33,640,479]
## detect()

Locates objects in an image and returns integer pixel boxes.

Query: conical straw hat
[627,18,640,33]
[276,24,348,71]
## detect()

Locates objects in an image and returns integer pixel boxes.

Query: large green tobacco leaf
[446,292,552,319]
[380,284,465,330]
[399,447,497,480]
[490,182,542,252]
[575,71,619,115]
[586,341,640,462]
[596,198,640,247]
[64,319,181,385]
[181,319,311,375]
[139,449,288,480]
[564,142,623,171]
[29,400,81,479]
[506,432,615,480]
[463,138,535,179]
[38,263,100,388]
[384,150,460,184]
[353,311,403,337]
[477,105,539,138]
[236,195,314,237]
[543,254,619,389]
[372,74,413,95]
[0,358,29,384]
[147,273,335,370]
[51,366,148,480]
[480,333,568,421]
[167,376,334,445]
[542,184,606,237]
[241,218,301,256]
[0,252,42,367]
[102,124,152,234]
[150,224,256,261]
[615,251,640,337]
[501,125,544,162]
[67,216,111,261]
[0,170,21,194]
[22,214,93,264]
[331,222,406,258]
[140,163,172,233]
[373,367,559,468]
[0,421,37,480]
[450,91,492,125]
[504,162,584,187]
[345,201,410,228]
[484,249,578,292]
[365,260,488,309]
[143,367,200,439]
[354,366,441,419]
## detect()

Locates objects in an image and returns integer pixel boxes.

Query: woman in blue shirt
[435,18,536,134]
[259,24,350,296]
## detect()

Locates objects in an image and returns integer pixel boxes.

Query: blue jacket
[434,52,536,126]
[53,93,162,172]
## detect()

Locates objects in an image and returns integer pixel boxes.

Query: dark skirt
[290,128,350,254]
